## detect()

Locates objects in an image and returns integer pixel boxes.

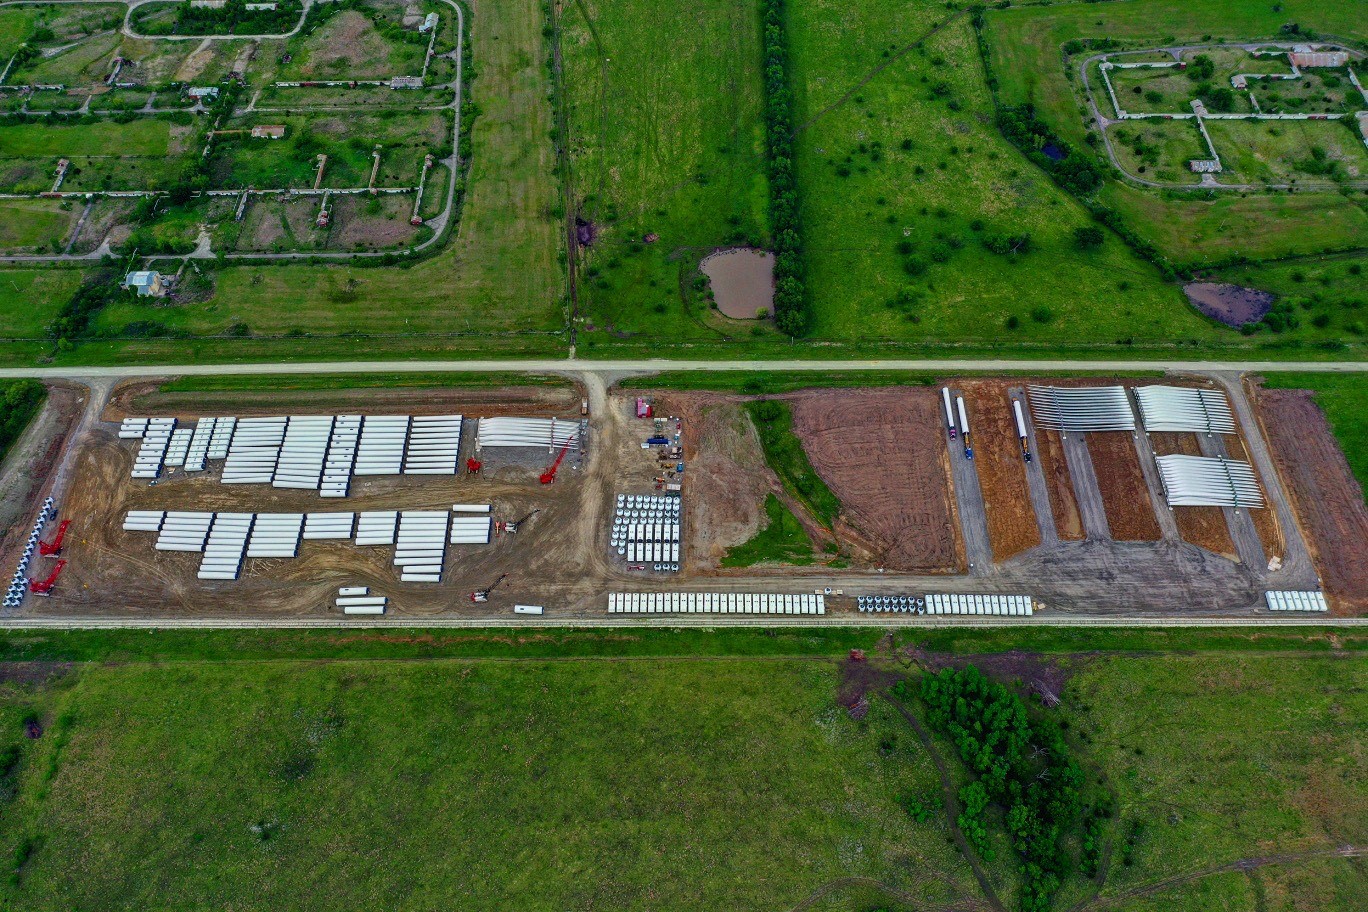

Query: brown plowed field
[1151,432,1236,559]
[1086,432,1161,541]
[788,388,962,573]
[961,382,1039,561]
[1256,388,1368,611]
[1036,427,1082,540]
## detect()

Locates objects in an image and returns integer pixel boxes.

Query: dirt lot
[788,388,962,573]
[1255,388,1368,611]
[960,382,1040,561]
[330,193,421,250]
[1035,428,1082,540]
[1086,432,1161,541]
[0,384,84,573]
[1151,432,1236,558]
[668,396,770,571]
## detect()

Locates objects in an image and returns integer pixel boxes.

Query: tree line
[760,0,809,336]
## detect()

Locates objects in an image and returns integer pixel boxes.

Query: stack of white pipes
[395,511,449,582]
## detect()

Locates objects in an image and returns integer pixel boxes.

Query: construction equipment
[539,440,573,484]
[29,560,67,596]
[39,519,70,556]
[497,510,540,535]
[465,457,483,475]
[470,573,507,602]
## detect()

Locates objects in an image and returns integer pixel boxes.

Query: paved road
[1,615,1363,630]
[1,358,1365,381]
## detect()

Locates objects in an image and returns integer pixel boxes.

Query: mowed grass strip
[0,660,964,910]
[564,0,769,339]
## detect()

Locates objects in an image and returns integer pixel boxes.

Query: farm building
[251,124,287,139]
[187,86,219,101]
[1189,159,1222,173]
[390,76,423,90]
[122,271,166,298]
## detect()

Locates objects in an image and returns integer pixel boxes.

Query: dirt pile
[961,381,1040,561]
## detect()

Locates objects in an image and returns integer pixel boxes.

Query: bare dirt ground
[0,384,83,573]
[668,396,770,571]
[1151,432,1237,559]
[788,387,962,573]
[295,11,395,79]
[1086,432,1162,541]
[330,194,421,250]
[961,381,1039,561]
[1036,427,1083,540]
[1254,388,1368,612]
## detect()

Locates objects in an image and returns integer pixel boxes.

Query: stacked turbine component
[449,506,492,544]
[395,511,449,582]
[1133,385,1236,434]
[1027,386,1135,432]
[5,497,56,607]
[133,417,177,479]
[273,416,333,490]
[321,415,361,497]
[183,417,221,471]
[1265,590,1328,612]
[122,510,166,532]
[1155,455,1264,508]
[607,593,825,614]
[475,417,580,449]
[156,511,214,551]
[207,417,235,460]
[246,513,303,558]
[200,512,253,580]
[163,427,193,468]
[355,416,409,475]
[337,586,386,614]
[303,512,356,540]
[223,417,287,484]
[923,593,1033,616]
[856,595,926,613]
[610,494,680,569]
[402,415,463,474]
[119,417,149,439]
[355,511,399,545]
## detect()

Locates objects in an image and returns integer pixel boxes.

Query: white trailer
[1012,399,1032,462]
[956,396,973,459]
[941,387,957,439]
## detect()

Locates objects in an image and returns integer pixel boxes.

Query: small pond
[701,248,774,319]
[1183,282,1276,327]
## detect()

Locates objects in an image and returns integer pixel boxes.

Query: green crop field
[982,0,1368,268]
[563,0,770,341]
[0,636,1361,910]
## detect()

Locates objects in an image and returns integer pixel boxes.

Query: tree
[1073,225,1105,250]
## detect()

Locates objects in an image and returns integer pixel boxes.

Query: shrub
[1073,225,1105,249]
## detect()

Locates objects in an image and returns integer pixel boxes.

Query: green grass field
[0,200,73,253]
[0,636,1361,910]
[1263,372,1368,494]
[0,118,173,158]
[982,0,1368,267]
[563,0,770,341]
[1213,254,1368,345]
[788,4,1221,347]
[722,492,815,566]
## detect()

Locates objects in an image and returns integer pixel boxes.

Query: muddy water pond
[701,248,774,319]
[1183,282,1276,326]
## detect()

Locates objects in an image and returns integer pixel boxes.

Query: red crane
[539,439,574,484]
[39,519,70,556]
[465,457,482,475]
[29,560,67,596]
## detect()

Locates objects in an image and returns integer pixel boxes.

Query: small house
[1189,159,1222,173]
[390,76,423,90]
[419,12,439,33]
[123,271,166,297]
[251,124,287,139]
[187,86,219,102]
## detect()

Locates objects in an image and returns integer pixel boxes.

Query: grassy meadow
[788,2,1219,346]
[0,638,1361,909]
[982,0,1368,264]
[562,0,770,341]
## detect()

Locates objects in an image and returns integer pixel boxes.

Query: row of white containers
[1265,590,1328,612]
[622,542,680,564]
[608,593,824,615]
[924,594,1033,616]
